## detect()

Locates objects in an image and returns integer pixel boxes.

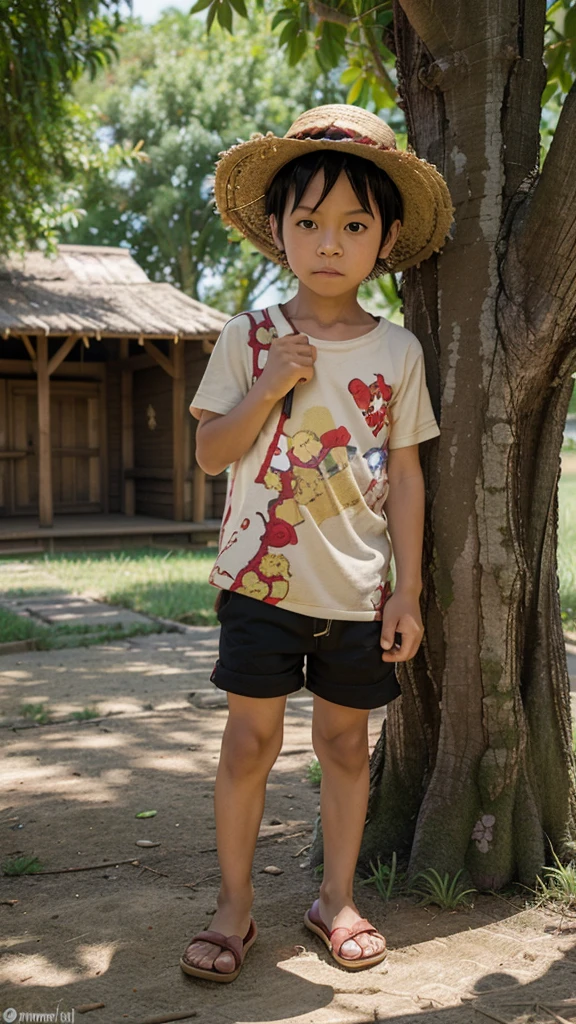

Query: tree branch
[309,1,351,26]
[505,78,576,329]
[362,25,397,99]
[396,0,453,57]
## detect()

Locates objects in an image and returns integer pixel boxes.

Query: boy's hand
[380,590,424,662]
[259,332,317,402]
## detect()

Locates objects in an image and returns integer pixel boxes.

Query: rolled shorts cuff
[211,659,304,699]
[307,667,400,710]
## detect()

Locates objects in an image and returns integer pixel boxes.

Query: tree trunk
[359,0,576,889]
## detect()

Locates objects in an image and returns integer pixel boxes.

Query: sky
[130,0,191,22]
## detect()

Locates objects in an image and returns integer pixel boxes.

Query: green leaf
[565,5,576,38]
[560,66,573,91]
[271,6,293,28]
[288,29,308,65]
[278,19,298,47]
[546,42,567,80]
[347,73,365,104]
[228,0,248,17]
[340,65,363,85]
[206,3,218,32]
[189,0,214,12]
[135,810,158,818]
[541,80,557,105]
[217,1,233,31]
[547,0,563,15]
[357,78,371,107]
[317,21,347,70]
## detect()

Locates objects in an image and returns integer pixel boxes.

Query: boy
[180,104,453,980]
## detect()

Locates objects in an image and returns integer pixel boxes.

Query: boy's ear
[269,214,283,251]
[379,218,402,259]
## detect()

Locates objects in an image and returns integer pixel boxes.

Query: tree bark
[360,0,576,889]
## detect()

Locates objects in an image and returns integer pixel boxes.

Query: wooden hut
[0,245,229,552]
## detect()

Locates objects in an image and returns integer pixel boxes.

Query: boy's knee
[221,719,283,774]
[313,726,368,772]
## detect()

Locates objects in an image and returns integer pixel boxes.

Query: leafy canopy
[66,9,345,311]
[0,0,130,255]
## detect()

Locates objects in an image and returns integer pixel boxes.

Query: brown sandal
[180,918,257,982]
[304,900,387,970]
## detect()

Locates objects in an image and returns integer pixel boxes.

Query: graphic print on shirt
[362,443,389,516]
[246,309,278,383]
[208,311,392,615]
[348,373,392,438]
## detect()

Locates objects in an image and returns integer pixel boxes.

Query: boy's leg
[311,695,385,961]
[183,691,287,974]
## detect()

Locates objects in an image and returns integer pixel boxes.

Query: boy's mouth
[314,268,344,276]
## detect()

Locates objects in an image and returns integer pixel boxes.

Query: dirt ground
[2,628,576,1024]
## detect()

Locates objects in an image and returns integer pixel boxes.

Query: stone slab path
[1,593,161,632]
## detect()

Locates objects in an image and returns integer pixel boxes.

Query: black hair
[265,145,404,264]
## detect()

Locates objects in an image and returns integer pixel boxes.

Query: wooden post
[172,339,186,521]
[121,369,135,516]
[0,379,6,512]
[99,368,109,514]
[36,335,53,527]
[193,464,206,523]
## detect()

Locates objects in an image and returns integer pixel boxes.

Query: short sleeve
[388,340,440,449]
[189,315,251,419]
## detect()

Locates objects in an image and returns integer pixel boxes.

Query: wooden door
[50,383,101,512]
[1,380,102,515]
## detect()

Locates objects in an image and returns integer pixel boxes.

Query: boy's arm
[381,443,425,662]
[195,381,278,476]
[194,333,316,476]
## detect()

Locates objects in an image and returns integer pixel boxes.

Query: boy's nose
[317,236,342,257]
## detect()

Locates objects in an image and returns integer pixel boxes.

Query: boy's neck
[282,285,377,339]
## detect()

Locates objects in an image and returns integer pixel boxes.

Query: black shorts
[211,590,400,710]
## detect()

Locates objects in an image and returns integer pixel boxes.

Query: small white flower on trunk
[472,813,496,852]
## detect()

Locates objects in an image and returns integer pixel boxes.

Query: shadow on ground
[1,631,576,1024]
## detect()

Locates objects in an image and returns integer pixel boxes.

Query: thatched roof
[0,245,228,340]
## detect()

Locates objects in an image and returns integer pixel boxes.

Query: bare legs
[183,692,286,974]
[312,695,385,959]
[184,690,383,974]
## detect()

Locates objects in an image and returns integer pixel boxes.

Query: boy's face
[269,169,401,294]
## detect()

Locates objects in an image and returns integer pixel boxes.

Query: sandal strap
[330,920,382,959]
[184,929,243,968]
[307,901,384,960]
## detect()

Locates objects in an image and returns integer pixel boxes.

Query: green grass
[20,702,51,724]
[10,701,104,727]
[306,757,322,786]
[535,850,576,908]
[0,604,161,650]
[2,855,42,876]
[0,606,45,644]
[69,705,100,721]
[0,548,217,625]
[360,853,403,901]
[409,868,476,910]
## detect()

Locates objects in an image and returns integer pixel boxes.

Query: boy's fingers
[381,624,422,662]
[380,622,397,651]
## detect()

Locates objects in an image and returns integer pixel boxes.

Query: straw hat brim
[214,134,454,273]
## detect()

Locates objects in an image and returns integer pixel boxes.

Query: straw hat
[214,104,454,274]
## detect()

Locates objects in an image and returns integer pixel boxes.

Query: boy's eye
[297,219,316,230]
[346,222,367,234]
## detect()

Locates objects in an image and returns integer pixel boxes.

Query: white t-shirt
[190,304,439,620]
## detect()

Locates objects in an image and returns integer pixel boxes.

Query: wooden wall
[184,339,228,520]
[132,364,174,517]
[0,335,227,522]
